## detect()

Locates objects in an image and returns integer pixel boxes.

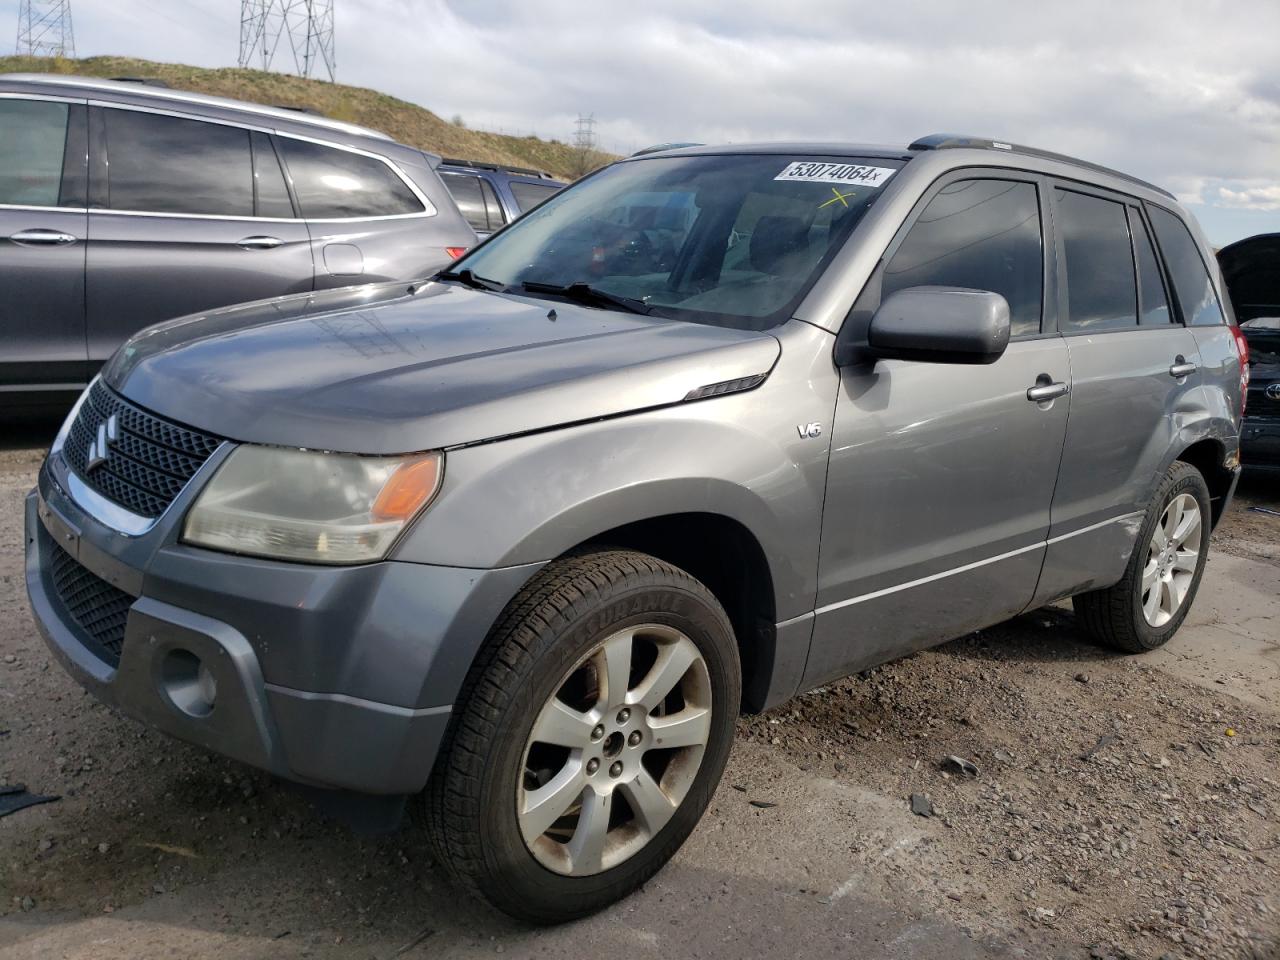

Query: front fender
[393,342,837,622]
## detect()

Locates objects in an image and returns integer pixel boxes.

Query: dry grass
[0,54,616,180]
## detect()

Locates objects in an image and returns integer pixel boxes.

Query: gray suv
[0,74,475,405]
[24,135,1245,923]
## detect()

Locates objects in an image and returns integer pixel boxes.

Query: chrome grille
[61,381,222,518]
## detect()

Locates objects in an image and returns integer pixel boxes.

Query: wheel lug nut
[591,724,605,741]
[628,731,642,747]
[616,708,630,724]
[586,758,600,775]
[609,761,623,778]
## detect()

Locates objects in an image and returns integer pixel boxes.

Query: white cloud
[1217,183,1280,211]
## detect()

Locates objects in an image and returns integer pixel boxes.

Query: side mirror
[864,286,1011,365]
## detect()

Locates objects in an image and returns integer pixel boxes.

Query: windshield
[449,153,903,330]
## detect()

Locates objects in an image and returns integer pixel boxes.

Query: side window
[479,178,505,228]
[251,132,294,219]
[510,180,562,213]
[1148,206,1225,327]
[882,179,1043,337]
[104,109,253,217]
[1055,189,1137,332]
[441,173,489,232]
[277,138,424,219]
[0,98,70,207]
[1128,208,1172,325]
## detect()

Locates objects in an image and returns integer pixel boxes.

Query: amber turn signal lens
[371,453,443,522]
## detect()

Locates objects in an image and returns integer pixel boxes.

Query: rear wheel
[1073,461,1211,652]
[421,549,740,923]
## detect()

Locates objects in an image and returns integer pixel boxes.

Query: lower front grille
[48,540,134,667]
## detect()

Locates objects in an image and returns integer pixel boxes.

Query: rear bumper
[24,473,541,795]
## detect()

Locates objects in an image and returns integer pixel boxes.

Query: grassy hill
[0,55,615,180]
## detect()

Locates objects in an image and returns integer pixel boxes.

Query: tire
[420,549,741,923]
[1073,461,1211,653]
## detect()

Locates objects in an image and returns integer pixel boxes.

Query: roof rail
[439,158,557,179]
[0,73,393,141]
[630,142,704,157]
[908,133,1174,199]
[108,76,171,88]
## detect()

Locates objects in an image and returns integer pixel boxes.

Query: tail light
[444,247,468,261]
[1229,323,1250,416]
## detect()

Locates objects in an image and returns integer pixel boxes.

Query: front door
[805,174,1070,688]
[0,96,88,393]
[85,107,313,371]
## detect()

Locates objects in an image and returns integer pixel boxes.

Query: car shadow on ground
[930,607,1126,669]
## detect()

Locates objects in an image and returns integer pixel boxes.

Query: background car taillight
[1230,323,1250,416]
[445,246,468,261]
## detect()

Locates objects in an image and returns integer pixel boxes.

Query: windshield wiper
[434,268,505,292]
[520,280,653,316]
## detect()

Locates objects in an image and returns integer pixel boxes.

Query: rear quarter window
[279,138,425,220]
[1148,206,1225,327]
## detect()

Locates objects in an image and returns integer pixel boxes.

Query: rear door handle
[1027,377,1070,402]
[9,229,78,246]
[1169,359,1197,379]
[237,235,284,250]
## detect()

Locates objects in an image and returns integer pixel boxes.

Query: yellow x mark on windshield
[819,187,856,209]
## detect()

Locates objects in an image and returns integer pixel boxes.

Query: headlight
[183,445,443,564]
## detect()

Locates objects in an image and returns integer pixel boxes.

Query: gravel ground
[0,421,1277,960]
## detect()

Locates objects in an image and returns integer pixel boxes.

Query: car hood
[103,281,782,453]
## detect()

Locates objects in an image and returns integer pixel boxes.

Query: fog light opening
[161,649,217,718]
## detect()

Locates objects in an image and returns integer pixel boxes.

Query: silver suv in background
[26,135,1244,923]
[0,74,475,406]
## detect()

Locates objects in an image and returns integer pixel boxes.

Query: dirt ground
[0,419,1277,960]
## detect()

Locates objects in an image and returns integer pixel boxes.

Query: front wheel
[421,550,740,923]
[1073,461,1211,652]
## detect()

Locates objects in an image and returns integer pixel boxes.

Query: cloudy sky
[46,0,1280,245]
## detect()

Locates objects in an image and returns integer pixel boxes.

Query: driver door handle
[1026,376,1070,402]
[237,235,284,250]
[10,228,78,246]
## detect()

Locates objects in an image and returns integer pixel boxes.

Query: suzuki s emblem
[85,414,119,473]
[1267,383,1280,401]
[796,422,823,439]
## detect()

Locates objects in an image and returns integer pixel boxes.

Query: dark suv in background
[1218,233,1280,470]
[438,159,565,237]
[0,74,475,406]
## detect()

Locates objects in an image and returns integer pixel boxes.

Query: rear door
[275,135,441,287]
[806,173,1071,687]
[85,106,313,370]
[1033,186,1204,604]
[0,95,88,392]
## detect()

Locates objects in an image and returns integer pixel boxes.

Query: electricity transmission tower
[573,114,598,152]
[239,0,336,82]
[15,0,75,58]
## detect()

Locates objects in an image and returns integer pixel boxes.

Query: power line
[15,0,75,57]
[238,0,335,82]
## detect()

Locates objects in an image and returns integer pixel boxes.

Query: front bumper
[1242,417,1280,469]
[24,462,542,795]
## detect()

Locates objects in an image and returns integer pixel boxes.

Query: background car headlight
[183,445,443,564]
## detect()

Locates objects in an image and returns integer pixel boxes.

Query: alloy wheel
[1141,492,1202,627]
[518,623,712,877]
